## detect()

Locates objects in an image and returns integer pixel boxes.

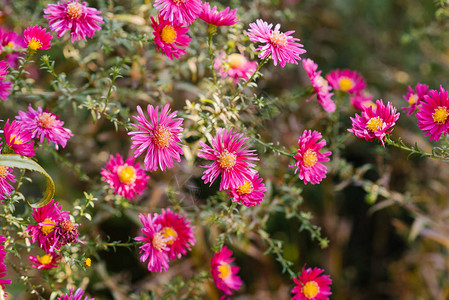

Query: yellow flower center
[218,150,237,170]
[237,180,253,195]
[10,134,23,145]
[37,254,52,265]
[161,25,177,44]
[302,281,320,299]
[152,231,167,251]
[162,227,178,245]
[408,94,418,105]
[41,218,56,235]
[218,262,231,279]
[36,112,57,129]
[0,166,8,179]
[228,54,246,69]
[153,125,173,148]
[67,2,83,19]
[117,165,136,184]
[28,38,42,51]
[6,42,13,48]
[269,31,288,47]
[303,149,318,168]
[60,219,75,232]
[338,78,354,92]
[366,116,384,132]
[432,106,449,124]
[84,258,92,267]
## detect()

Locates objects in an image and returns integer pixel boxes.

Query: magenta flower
[154,0,203,25]
[199,3,239,27]
[0,60,12,101]
[3,119,35,157]
[0,235,11,291]
[154,208,195,260]
[135,213,171,272]
[247,19,306,68]
[128,104,184,172]
[417,86,449,141]
[198,128,258,191]
[0,27,26,67]
[326,69,366,94]
[349,91,374,111]
[290,130,331,185]
[58,288,94,300]
[51,218,81,252]
[214,52,257,84]
[402,82,429,116]
[0,165,15,202]
[16,106,73,149]
[23,25,52,51]
[227,173,266,207]
[150,16,192,60]
[210,246,242,296]
[291,266,332,300]
[348,99,400,147]
[302,58,336,113]
[101,153,149,199]
[44,0,104,42]
[29,252,60,270]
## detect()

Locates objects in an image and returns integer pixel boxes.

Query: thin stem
[10,169,25,199]
[230,57,269,103]
[384,135,449,162]
[252,137,295,158]
[102,66,121,113]
[12,50,33,94]
[207,29,218,87]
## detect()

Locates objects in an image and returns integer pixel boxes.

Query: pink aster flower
[101,153,149,199]
[302,58,336,113]
[350,91,374,111]
[135,213,171,272]
[214,52,257,84]
[402,82,429,116]
[58,288,94,300]
[198,128,258,191]
[326,69,366,94]
[154,0,203,25]
[0,60,12,101]
[227,173,266,207]
[247,19,306,68]
[290,130,331,185]
[23,25,53,51]
[0,235,12,291]
[348,99,400,147]
[291,266,332,300]
[417,86,449,141]
[51,217,81,252]
[29,252,60,270]
[3,119,35,157]
[199,3,238,27]
[154,208,195,259]
[150,16,192,60]
[16,106,73,149]
[0,165,15,202]
[210,246,242,296]
[0,27,26,67]
[128,104,184,172]
[44,0,104,43]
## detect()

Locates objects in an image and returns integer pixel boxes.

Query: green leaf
[0,154,55,208]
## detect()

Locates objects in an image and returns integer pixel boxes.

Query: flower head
[23,25,52,51]
[326,69,366,94]
[16,106,73,149]
[402,82,429,116]
[154,0,203,25]
[199,3,239,27]
[128,104,184,172]
[0,60,12,101]
[210,246,242,295]
[44,0,104,43]
[154,208,195,259]
[0,27,26,67]
[58,288,94,300]
[0,165,15,202]
[3,119,35,157]
[291,266,332,300]
[29,252,60,270]
[214,52,257,84]
[101,153,149,199]
[302,59,335,113]
[247,19,306,68]
[227,173,266,207]
[290,130,331,185]
[0,235,12,290]
[348,99,400,147]
[417,86,449,141]
[150,16,192,60]
[198,128,258,190]
[350,91,374,111]
[135,213,171,272]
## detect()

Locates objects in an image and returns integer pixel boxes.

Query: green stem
[207,29,218,87]
[9,169,25,199]
[12,50,33,94]
[230,57,269,103]
[102,66,121,113]
[252,138,295,158]
[384,135,449,162]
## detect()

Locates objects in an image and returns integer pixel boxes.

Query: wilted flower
[150,16,192,60]
[302,58,335,113]
[227,173,266,207]
[210,246,242,295]
[23,25,52,51]
[154,0,203,25]
[417,86,449,141]
[291,266,332,300]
